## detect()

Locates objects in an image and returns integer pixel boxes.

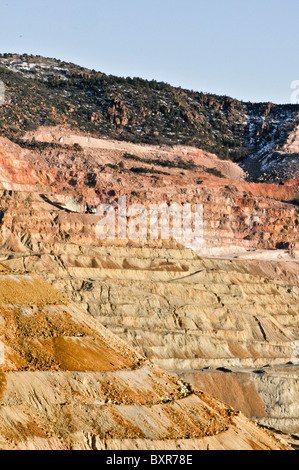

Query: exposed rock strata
[0,132,297,442]
[0,265,289,450]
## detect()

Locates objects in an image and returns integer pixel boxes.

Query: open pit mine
[0,128,297,451]
[0,55,298,451]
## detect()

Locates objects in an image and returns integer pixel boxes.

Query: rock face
[28,253,298,371]
[242,123,299,182]
[0,130,297,444]
[0,130,297,256]
[0,53,298,449]
[0,263,289,450]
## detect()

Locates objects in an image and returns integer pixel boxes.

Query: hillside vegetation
[0,53,298,177]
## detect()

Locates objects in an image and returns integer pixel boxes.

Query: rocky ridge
[0,54,298,181]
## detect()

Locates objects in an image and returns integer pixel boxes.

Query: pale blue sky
[0,0,298,103]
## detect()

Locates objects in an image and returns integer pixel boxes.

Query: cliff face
[0,131,297,255]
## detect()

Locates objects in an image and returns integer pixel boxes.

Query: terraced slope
[0,130,297,255]
[0,133,297,439]
[2,247,298,435]
[6,249,296,370]
[0,263,289,450]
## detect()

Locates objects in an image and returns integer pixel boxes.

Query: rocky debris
[242,123,299,182]
[0,267,290,450]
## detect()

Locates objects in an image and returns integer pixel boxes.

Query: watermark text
[95,196,204,254]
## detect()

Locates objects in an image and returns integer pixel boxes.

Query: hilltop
[0,53,298,182]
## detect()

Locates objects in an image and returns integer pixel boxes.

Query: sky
[0,0,298,104]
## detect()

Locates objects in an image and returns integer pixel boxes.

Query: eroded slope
[0,265,289,450]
